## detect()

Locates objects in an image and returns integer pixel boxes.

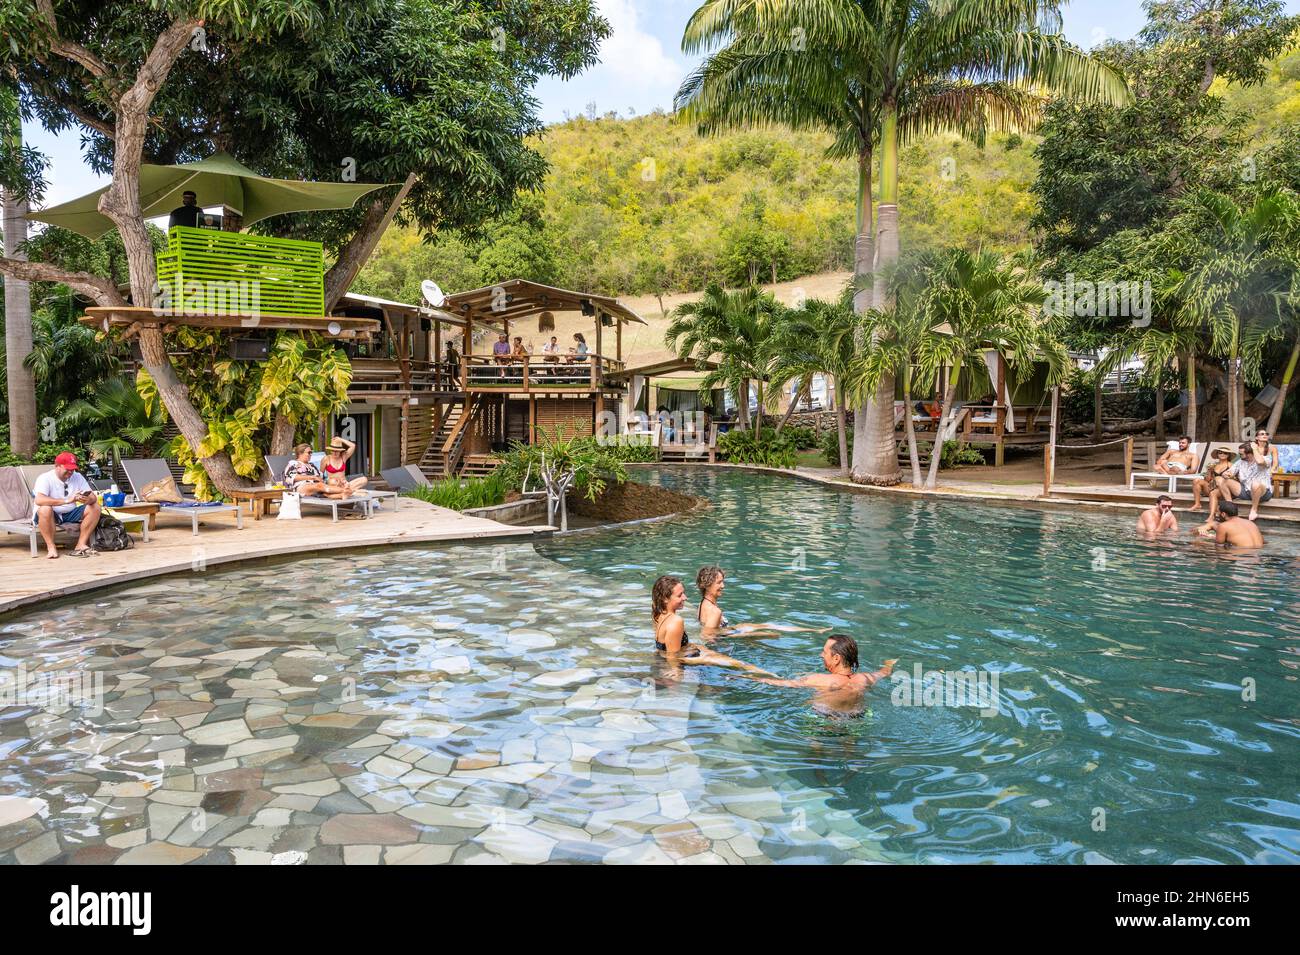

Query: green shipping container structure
[155,226,325,317]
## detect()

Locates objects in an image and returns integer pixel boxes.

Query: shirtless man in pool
[1154,435,1197,475]
[1137,495,1178,534]
[1200,500,1265,549]
[739,634,896,714]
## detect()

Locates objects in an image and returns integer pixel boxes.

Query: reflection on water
[539,467,1300,864]
[0,466,1296,863]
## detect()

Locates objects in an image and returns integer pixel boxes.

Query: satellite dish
[421,280,446,308]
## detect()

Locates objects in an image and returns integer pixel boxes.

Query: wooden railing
[462,353,624,391]
[348,358,461,395]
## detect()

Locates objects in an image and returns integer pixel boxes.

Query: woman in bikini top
[696,565,730,629]
[652,575,697,656]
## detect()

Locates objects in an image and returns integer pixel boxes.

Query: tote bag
[277,492,302,520]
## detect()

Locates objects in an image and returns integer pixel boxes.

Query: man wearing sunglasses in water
[1137,494,1178,534]
[31,452,102,558]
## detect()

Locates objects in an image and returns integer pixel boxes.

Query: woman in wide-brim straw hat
[322,436,368,496]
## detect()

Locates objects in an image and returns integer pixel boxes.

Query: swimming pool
[1,466,1296,863]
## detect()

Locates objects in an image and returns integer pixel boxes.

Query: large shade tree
[678,0,1127,487]
[0,0,608,488]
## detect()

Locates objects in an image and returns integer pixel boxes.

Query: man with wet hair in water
[1203,500,1265,549]
[740,634,896,713]
[1137,495,1178,534]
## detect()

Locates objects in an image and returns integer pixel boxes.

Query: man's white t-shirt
[542,341,558,355]
[1230,457,1271,491]
[32,469,92,515]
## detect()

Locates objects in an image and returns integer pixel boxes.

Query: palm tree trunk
[754,380,764,440]
[850,146,875,480]
[1227,353,1240,441]
[903,371,922,486]
[776,376,807,432]
[1093,371,1103,442]
[1154,372,1165,444]
[737,378,750,430]
[1185,351,1198,442]
[852,130,901,486]
[925,360,961,490]
[2,186,36,458]
[1265,338,1299,436]
[836,398,849,478]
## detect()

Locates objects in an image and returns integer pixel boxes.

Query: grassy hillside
[354,112,1039,302]
[354,40,1300,308]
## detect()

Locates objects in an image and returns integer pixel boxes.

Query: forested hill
[352,113,1039,302]
[353,41,1300,304]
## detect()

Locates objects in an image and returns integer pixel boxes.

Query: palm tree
[1169,187,1300,441]
[906,248,1067,489]
[678,0,1128,485]
[665,283,786,438]
[60,375,168,464]
[769,294,860,475]
[2,91,36,456]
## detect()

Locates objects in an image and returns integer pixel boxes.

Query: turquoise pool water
[0,465,1296,864]
[541,466,1300,864]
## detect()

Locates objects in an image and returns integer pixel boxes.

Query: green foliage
[497,429,628,501]
[781,425,819,450]
[717,428,799,469]
[820,428,852,468]
[356,115,1041,299]
[59,377,168,462]
[135,332,352,500]
[940,441,986,469]
[402,471,511,511]
[0,425,88,469]
[597,436,659,463]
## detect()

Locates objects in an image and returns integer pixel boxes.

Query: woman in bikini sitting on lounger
[322,437,368,495]
[284,444,357,501]
[694,565,832,638]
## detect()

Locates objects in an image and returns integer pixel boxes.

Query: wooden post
[433,319,441,391]
[1154,371,1166,443]
[1093,369,1103,442]
[1124,435,1134,487]
[1043,384,1059,496]
[616,318,623,365]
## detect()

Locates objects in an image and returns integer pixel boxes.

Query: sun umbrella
[29,152,396,240]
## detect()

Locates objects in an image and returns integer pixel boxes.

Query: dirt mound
[568,479,706,524]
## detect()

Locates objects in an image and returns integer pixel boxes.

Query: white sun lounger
[1128,441,1207,493]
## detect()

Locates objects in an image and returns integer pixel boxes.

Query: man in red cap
[31,452,101,558]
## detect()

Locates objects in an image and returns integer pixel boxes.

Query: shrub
[781,424,818,450]
[596,435,658,463]
[402,470,511,510]
[717,428,799,468]
[820,428,852,467]
[940,441,985,469]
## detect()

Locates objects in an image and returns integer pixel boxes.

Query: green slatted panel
[156,226,325,317]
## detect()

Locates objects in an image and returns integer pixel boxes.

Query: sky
[20,0,1300,209]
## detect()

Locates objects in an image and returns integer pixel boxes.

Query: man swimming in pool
[1154,435,1197,475]
[1200,500,1265,549]
[738,634,896,714]
[1137,495,1178,534]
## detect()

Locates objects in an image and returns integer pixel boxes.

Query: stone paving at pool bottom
[0,545,884,864]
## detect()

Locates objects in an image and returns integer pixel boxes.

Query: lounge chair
[380,465,430,491]
[1127,441,1209,493]
[263,454,398,520]
[120,458,243,535]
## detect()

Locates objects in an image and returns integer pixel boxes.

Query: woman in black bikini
[1190,448,1233,513]
[694,566,830,637]
[652,575,772,674]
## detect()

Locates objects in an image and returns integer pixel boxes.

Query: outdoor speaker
[580,299,595,316]
[229,338,271,361]
[420,317,433,332]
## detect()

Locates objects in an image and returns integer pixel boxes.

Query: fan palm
[679,0,1128,484]
[59,375,168,463]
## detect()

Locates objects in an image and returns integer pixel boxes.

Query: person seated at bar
[32,452,101,559]
[1189,447,1233,513]
[1154,435,1197,475]
[168,190,201,229]
[511,336,529,361]
[566,332,589,364]
[1137,495,1177,534]
[491,332,512,377]
[542,335,560,362]
[322,437,368,494]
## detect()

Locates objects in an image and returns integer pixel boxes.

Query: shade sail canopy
[29,153,396,240]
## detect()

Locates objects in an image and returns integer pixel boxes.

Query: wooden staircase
[419,395,485,479]
[460,454,502,476]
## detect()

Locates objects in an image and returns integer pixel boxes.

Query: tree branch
[0,255,125,306]
[35,0,112,82]
[323,174,417,311]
